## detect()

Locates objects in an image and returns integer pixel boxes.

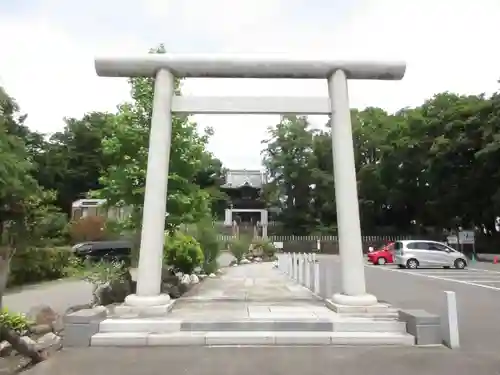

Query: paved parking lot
[314,254,500,352]
[366,264,500,291]
[363,261,500,352]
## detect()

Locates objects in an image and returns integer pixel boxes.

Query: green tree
[97,45,214,231]
[262,116,317,234]
[35,112,116,215]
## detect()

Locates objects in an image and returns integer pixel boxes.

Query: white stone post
[304,254,309,287]
[442,291,460,349]
[314,261,320,294]
[291,253,296,280]
[307,257,314,291]
[298,254,303,284]
[328,70,377,306]
[301,254,307,286]
[288,253,292,276]
[125,69,174,308]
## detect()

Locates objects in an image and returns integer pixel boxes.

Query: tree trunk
[0,326,45,364]
[0,246,45,363]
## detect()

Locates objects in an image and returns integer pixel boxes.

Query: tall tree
[97,45,215,230]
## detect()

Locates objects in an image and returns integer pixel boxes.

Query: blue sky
[1,0,499,169]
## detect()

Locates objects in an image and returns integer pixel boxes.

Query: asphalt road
[318,255,500,353]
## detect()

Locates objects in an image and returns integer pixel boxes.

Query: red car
[367,242,395,265]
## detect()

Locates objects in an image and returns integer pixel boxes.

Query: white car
[393,240,467,269]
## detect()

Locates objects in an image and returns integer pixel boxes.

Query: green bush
[0,308,32,334]
[194,219,221,275]
[229,236,251,263]
[252,238,276,259]
[8,247,72,287]
[164,231,204,274]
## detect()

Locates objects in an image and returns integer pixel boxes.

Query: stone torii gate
[94,54,406,311]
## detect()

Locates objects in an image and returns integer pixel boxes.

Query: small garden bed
[0,305,64,374]
[228,237,278,266]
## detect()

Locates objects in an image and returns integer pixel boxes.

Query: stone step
[98,318,406,333]
[91,331,415,346]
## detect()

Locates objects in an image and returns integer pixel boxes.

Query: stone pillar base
[111,294,175,317]
[325,297,399,316]
[330,292,378,307]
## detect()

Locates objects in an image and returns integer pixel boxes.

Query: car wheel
[406,258,419,269]
[377,257,387,265]
[398,265,405,269]
[454,258,466,269]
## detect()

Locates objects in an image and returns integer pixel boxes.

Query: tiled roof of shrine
[221,169,266,189]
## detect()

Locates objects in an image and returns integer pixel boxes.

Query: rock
[175,272,183,280]
[198,274,207,279]
[178,283,189,295]
[27,305,58,326]
[240,259,251,264]
[51,316,64,334]
[193,266,202,274]
[167,285,181,299]
[233,263,238,267]
[20,336,36,349]
[162,271,180,286]
[29,324,52,335]
[64,303,93,315]
[254,257,262,263]
[35,332,62,352]
[0,341,12,357]
[161,266,176,282]
[216,269,222,274]
[180,274,191,284]
[209,273,216,278]
[109,278,132,303]
[189,274,199,284]
[95,283,114,306]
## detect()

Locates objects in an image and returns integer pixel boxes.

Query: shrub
[8,247,72,287]
[203,259,219,275]
[229,236,251,263]
[194,219,221,275]
[164,231,204,274]
[252,238,276,259]
[67,257,130,305]
[67,216,107,243]
[0,309,31,334]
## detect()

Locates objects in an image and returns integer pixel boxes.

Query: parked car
[71,240,132,266]
[367,242,394,265]
[393,240,467,269]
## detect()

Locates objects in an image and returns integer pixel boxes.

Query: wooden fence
[217,234,421,254]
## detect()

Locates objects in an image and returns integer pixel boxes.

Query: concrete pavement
[27,346,500,375]
[2,253,235,315]
[3,279,93,314]
[317,254,500,352]
[91,262,412,346]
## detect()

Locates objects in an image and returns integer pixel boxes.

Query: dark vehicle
[72,240,132,266]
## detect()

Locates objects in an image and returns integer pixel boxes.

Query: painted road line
[415,274,500,278]
[366,265,500,292]
[454,280,500,283]
[468,267,500,274]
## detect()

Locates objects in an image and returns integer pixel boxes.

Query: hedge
[7,247,72,287]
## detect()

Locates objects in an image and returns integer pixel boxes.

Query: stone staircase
[89,306,414,346]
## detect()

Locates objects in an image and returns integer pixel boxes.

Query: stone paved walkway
[168,262,335,321]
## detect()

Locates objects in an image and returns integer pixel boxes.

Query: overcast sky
[1,0,499,169]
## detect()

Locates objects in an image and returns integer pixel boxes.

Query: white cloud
[1,0,499,169]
